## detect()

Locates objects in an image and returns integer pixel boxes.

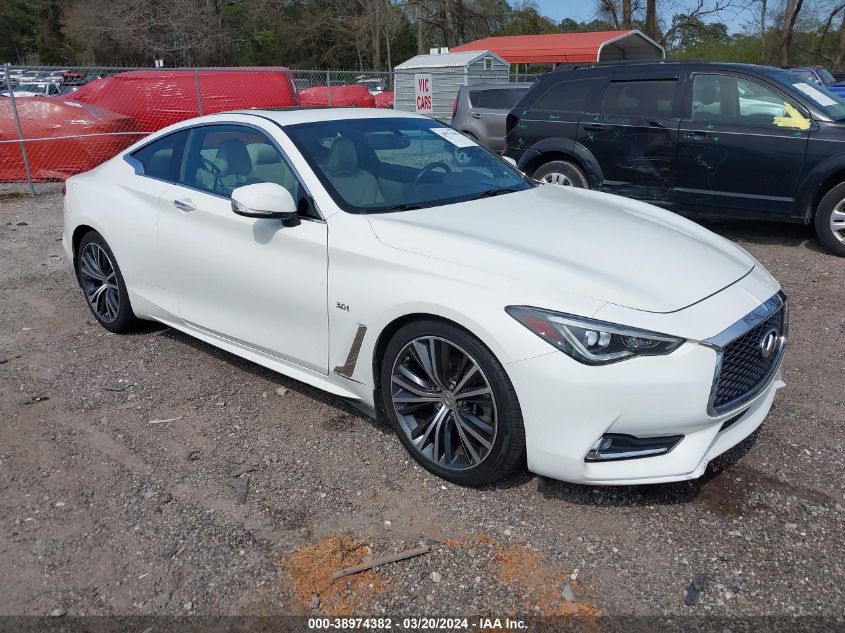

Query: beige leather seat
[248,143,297,195]
[324,138,383,207]
[216,139,254,192]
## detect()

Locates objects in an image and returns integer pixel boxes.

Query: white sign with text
[415,73,433,114]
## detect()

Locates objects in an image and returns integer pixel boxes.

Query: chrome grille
[704,292,787,415]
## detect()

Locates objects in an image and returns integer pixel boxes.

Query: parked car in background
[1,82,61,97]
[374,91,394,108]
[452,83,533,152]
[63,108,787,486]
[66,68,300,132]
[786,66,845,97]
[61,71,89,86]
[299,84,375,107]
[0,97,137,180]
[356,76,387,95]
[504,61,845,256]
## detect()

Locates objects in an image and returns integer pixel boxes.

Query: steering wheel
[413,161,452,187]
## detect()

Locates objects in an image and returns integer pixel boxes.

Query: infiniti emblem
[759,328,779,359]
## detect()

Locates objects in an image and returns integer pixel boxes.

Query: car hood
[366,185,754,314]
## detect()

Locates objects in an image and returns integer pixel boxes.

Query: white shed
[394,50,509,123]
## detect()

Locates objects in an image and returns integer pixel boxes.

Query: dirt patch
[285,535,386,616]
[492,542,599,618]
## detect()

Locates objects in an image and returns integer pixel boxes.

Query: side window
[532,78,604,112]
[180,125,300,199]
[131,131,189,182]
[691,74,799,128]
[471,88,526,109]
[48,84,59,95]
[601,80,677,117]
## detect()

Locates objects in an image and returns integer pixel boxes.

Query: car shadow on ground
[150,324,769,497]
[700,218,826,253]
[531,431,761,510]
[156,326,394,432]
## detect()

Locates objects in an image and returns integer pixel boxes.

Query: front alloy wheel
[542,173,574,186]
[391,336,498,470]
[828,200,845,244]
[381,321,525,485]
[814,183,845,256]
[532,160,588,189]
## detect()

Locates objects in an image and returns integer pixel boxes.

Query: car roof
[551,61,793,78]
[222,107,429,126]
[462,82,534,91]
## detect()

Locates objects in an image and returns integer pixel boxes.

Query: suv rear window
[601,80,677,117]
[470,88,528,109]
[532,78,604,112]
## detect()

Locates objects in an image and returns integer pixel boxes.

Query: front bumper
[506,294,786,486]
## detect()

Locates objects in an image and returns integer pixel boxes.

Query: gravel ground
[0,191,843,625]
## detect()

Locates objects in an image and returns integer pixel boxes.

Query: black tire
[380,320,525,486]
[814,183,845,256]
[75,231,141,333]
[532,160,589,188]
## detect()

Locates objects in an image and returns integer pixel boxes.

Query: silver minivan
[451,83,533,152]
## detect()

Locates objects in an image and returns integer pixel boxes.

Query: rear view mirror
[366,131,411,150]
[232,183,300,226]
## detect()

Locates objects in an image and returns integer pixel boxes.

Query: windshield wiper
[472,187,524,200]
[374,203,426,212]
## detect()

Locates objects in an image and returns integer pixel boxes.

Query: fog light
[585,433,683,462]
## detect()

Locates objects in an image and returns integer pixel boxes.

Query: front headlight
[506,306,684,366]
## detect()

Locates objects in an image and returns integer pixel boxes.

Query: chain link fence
[1,65,539,196]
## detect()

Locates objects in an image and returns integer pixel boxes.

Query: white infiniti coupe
[62,108,787,486]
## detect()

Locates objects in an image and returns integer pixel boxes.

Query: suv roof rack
[553,59,706,72]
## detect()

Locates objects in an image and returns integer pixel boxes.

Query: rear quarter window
[531,77,605,112]
[470,88,529,109]
[601,80,677,117]
[130,131,188,181]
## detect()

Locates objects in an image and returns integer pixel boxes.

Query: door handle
[583,123,604,131]
[172,199,196,212]
[471,112,482,119]
[683,131,707,139]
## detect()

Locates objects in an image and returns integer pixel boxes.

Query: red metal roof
[451,31,658,64]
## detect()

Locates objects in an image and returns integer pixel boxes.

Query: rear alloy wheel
[381,321,525,486]
[815,182,845,256]
[533,160,589,188]
[76,232,140,332]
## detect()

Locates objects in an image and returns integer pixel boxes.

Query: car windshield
[791,70,816,83]
[818,68,836,84]
[284,117,533,213]
[771,69,845,120]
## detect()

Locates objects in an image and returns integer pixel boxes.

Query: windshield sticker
[793,82,838,107]
[431,127,477,148]
[773,102,811,130]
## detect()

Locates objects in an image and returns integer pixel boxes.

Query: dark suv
[503,61,845,256]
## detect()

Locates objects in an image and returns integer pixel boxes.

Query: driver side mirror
[232,183,300,227]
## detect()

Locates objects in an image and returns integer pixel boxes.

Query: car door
[121,129,191,316]
[675,72,810,215]
[578,74,683,202]
[470,87,524,152]
[157,123,329,374]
